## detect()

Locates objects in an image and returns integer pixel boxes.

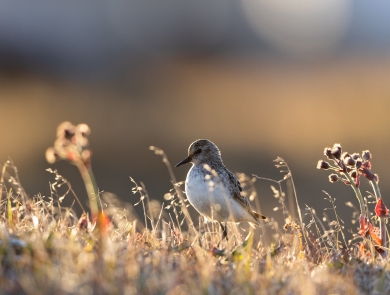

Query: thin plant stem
[142,182,154,232]
[341,170,366,217]
[370,180,387,259]
[283,161,310,252]
[150,147,199,238]
[77,163,99,214]
[77,162,106,239]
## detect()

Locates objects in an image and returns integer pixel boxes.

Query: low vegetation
[0,123,389,294]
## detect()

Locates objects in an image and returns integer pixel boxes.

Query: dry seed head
[76,137,89,148]
[45,147,58,164]
[64,129,75,141]
[362,150,371,161]
[324,147,333,159]
[47,122,93,165]
[57,121,75,139]
[77,124,91,137]
[343,156,356,167]
[328,174,340,183]
[351,153,361,161]
[317,160,330,170]
[331,143,342,160]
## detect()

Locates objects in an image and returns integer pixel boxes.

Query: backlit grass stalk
[150,146,199,239]
[7,188,13,229]
[4,142,390,294]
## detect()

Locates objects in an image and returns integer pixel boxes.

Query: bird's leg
[220,222,228,241]
[217,222,228,248]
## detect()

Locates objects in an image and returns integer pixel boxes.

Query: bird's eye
[196,149,202,154]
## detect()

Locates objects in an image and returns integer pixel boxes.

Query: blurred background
[1,1,390,235]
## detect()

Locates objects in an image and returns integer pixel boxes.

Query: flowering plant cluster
[46,122,109,237]
[46,121,92,166]
[317,143,388,258]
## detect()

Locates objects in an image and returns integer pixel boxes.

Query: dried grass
[0,141,390,295]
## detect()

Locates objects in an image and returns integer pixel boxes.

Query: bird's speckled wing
[224,169,266,220]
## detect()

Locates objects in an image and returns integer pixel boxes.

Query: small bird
[176,139,266,240]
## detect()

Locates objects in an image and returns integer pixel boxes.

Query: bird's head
[175,139,222,167]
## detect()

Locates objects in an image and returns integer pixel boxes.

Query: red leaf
[357,242,366,258]
[368,223,382,246]
[359,215,383,247]
[375,198,389,218]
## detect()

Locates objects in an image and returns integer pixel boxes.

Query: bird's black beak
[175,156,192,167]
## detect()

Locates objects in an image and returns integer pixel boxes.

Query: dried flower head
[331,143,342,160]
[45,147,59,164]
[324,147,333,160]
[57,121,75,139]
[46,122,92,166]
[343,155,356,167]
[328,174,340,183]
[362,150,371,162]
[316,160,330,170]
[351,153,361,161]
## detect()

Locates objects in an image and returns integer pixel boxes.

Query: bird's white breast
[185,166,256,223]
